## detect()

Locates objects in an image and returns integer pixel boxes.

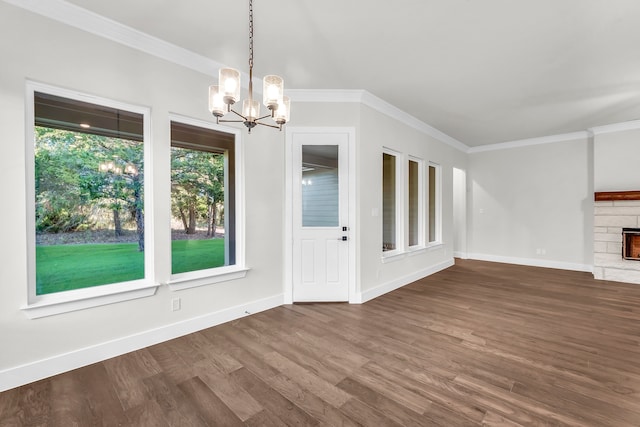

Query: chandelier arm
[255,113,272,121]
[255,121,281,130]
[229,108,248,120]
[218,119,246,123]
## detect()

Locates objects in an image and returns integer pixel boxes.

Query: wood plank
[5,259,640,426]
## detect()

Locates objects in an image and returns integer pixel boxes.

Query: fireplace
[623,228,640,261]
[594,190,640,284]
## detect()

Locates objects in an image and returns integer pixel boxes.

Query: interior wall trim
[287,89,470,153]
[0,293,284,392]
[466,253,593,273]
[467,131,591,154]
[589,119,640,136]
[2,0,238,81]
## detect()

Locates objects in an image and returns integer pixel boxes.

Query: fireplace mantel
[595,191,640,201]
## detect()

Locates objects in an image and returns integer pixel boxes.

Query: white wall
[594,128,640,192]
[0,3,285,387]
[0,3,470,390]
[467,138,594,271]
[452,167,467,257]
[357,105,467,299]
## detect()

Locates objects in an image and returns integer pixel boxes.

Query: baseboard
[453,251,468,259]
[359,258,455,303]
[466,253,593,273]
[0,293,284,392]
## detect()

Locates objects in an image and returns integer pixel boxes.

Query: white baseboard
[359,258,455,303]
[466,253,593,273]
[0,293,284,392]
[453,251,468,259]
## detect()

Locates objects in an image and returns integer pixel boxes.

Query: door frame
[284,127,358,304]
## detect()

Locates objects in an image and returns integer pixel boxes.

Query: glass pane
[408,160,419,246]
[382,153,396,251]
[429,165,437,242]
[34,92,145,295]
[170,122,235,274]
[302,145,339,227]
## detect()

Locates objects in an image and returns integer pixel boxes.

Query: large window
[170,121,236,276]
[26,84,154,317]
[408,157,424,248]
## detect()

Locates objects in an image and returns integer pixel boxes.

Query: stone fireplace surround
[594,191,640,284]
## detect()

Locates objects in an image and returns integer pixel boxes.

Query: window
[428,162,441,244]
[382,150,402,253]
[170,121,235,274]
[25,83,155,318]
[408,158,424,248]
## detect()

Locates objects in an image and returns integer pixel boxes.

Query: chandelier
[208,0,290,133]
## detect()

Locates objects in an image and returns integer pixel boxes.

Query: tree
[171,147,224,237]
[35,127,145,250]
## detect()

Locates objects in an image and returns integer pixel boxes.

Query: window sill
[381,251,407,263]
[22,280,159,319]
[407,246,427,256]
[168,266,249,291]
[426,242,444,251]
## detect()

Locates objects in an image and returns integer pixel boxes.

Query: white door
[292,132,350,301]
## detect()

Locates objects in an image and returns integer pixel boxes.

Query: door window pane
[302,145,339,227]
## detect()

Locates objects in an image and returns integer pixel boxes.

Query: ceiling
[63,0,640,147]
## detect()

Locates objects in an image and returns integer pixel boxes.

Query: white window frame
[22,81,157,319]
[427,161,443,246]
[167,114,247,291]
[382,148,404,259]
[407,156,425,251]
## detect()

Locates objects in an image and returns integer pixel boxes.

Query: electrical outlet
[171,298,181,311]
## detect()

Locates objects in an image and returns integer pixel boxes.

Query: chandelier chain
[248,0,254,70]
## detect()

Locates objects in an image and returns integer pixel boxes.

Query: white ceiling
[63,0,640,146]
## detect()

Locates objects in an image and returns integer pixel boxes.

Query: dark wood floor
[3,259,640,426]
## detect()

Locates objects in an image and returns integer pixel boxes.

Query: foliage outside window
[170,121,235,275]
[382,152,397,252]
[33,92,145,295]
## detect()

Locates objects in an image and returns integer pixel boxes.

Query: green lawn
[36,239,225,295]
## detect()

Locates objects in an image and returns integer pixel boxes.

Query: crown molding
[2,0,237,81]
[589,119,640,136]
[467,131,590,154]
[285,89,366,104]
[287,89,470,153]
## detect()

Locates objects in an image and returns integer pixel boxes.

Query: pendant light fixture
[208,0,290,132]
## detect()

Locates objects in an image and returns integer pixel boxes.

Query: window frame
[427,161,443,246]
[407,156,425,251]
[22,81,157,319]
[382,148,404,259]
[167,114,247,291]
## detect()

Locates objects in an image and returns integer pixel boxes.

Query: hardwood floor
[3,259,640,426]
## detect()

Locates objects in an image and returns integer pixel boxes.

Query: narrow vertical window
[170,121,236,275]
[33,91,146,295]
[428,163,441,244]
[383,152,397,252]
[408,158,424,248]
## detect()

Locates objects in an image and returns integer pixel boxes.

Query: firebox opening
[622,228,640,261]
